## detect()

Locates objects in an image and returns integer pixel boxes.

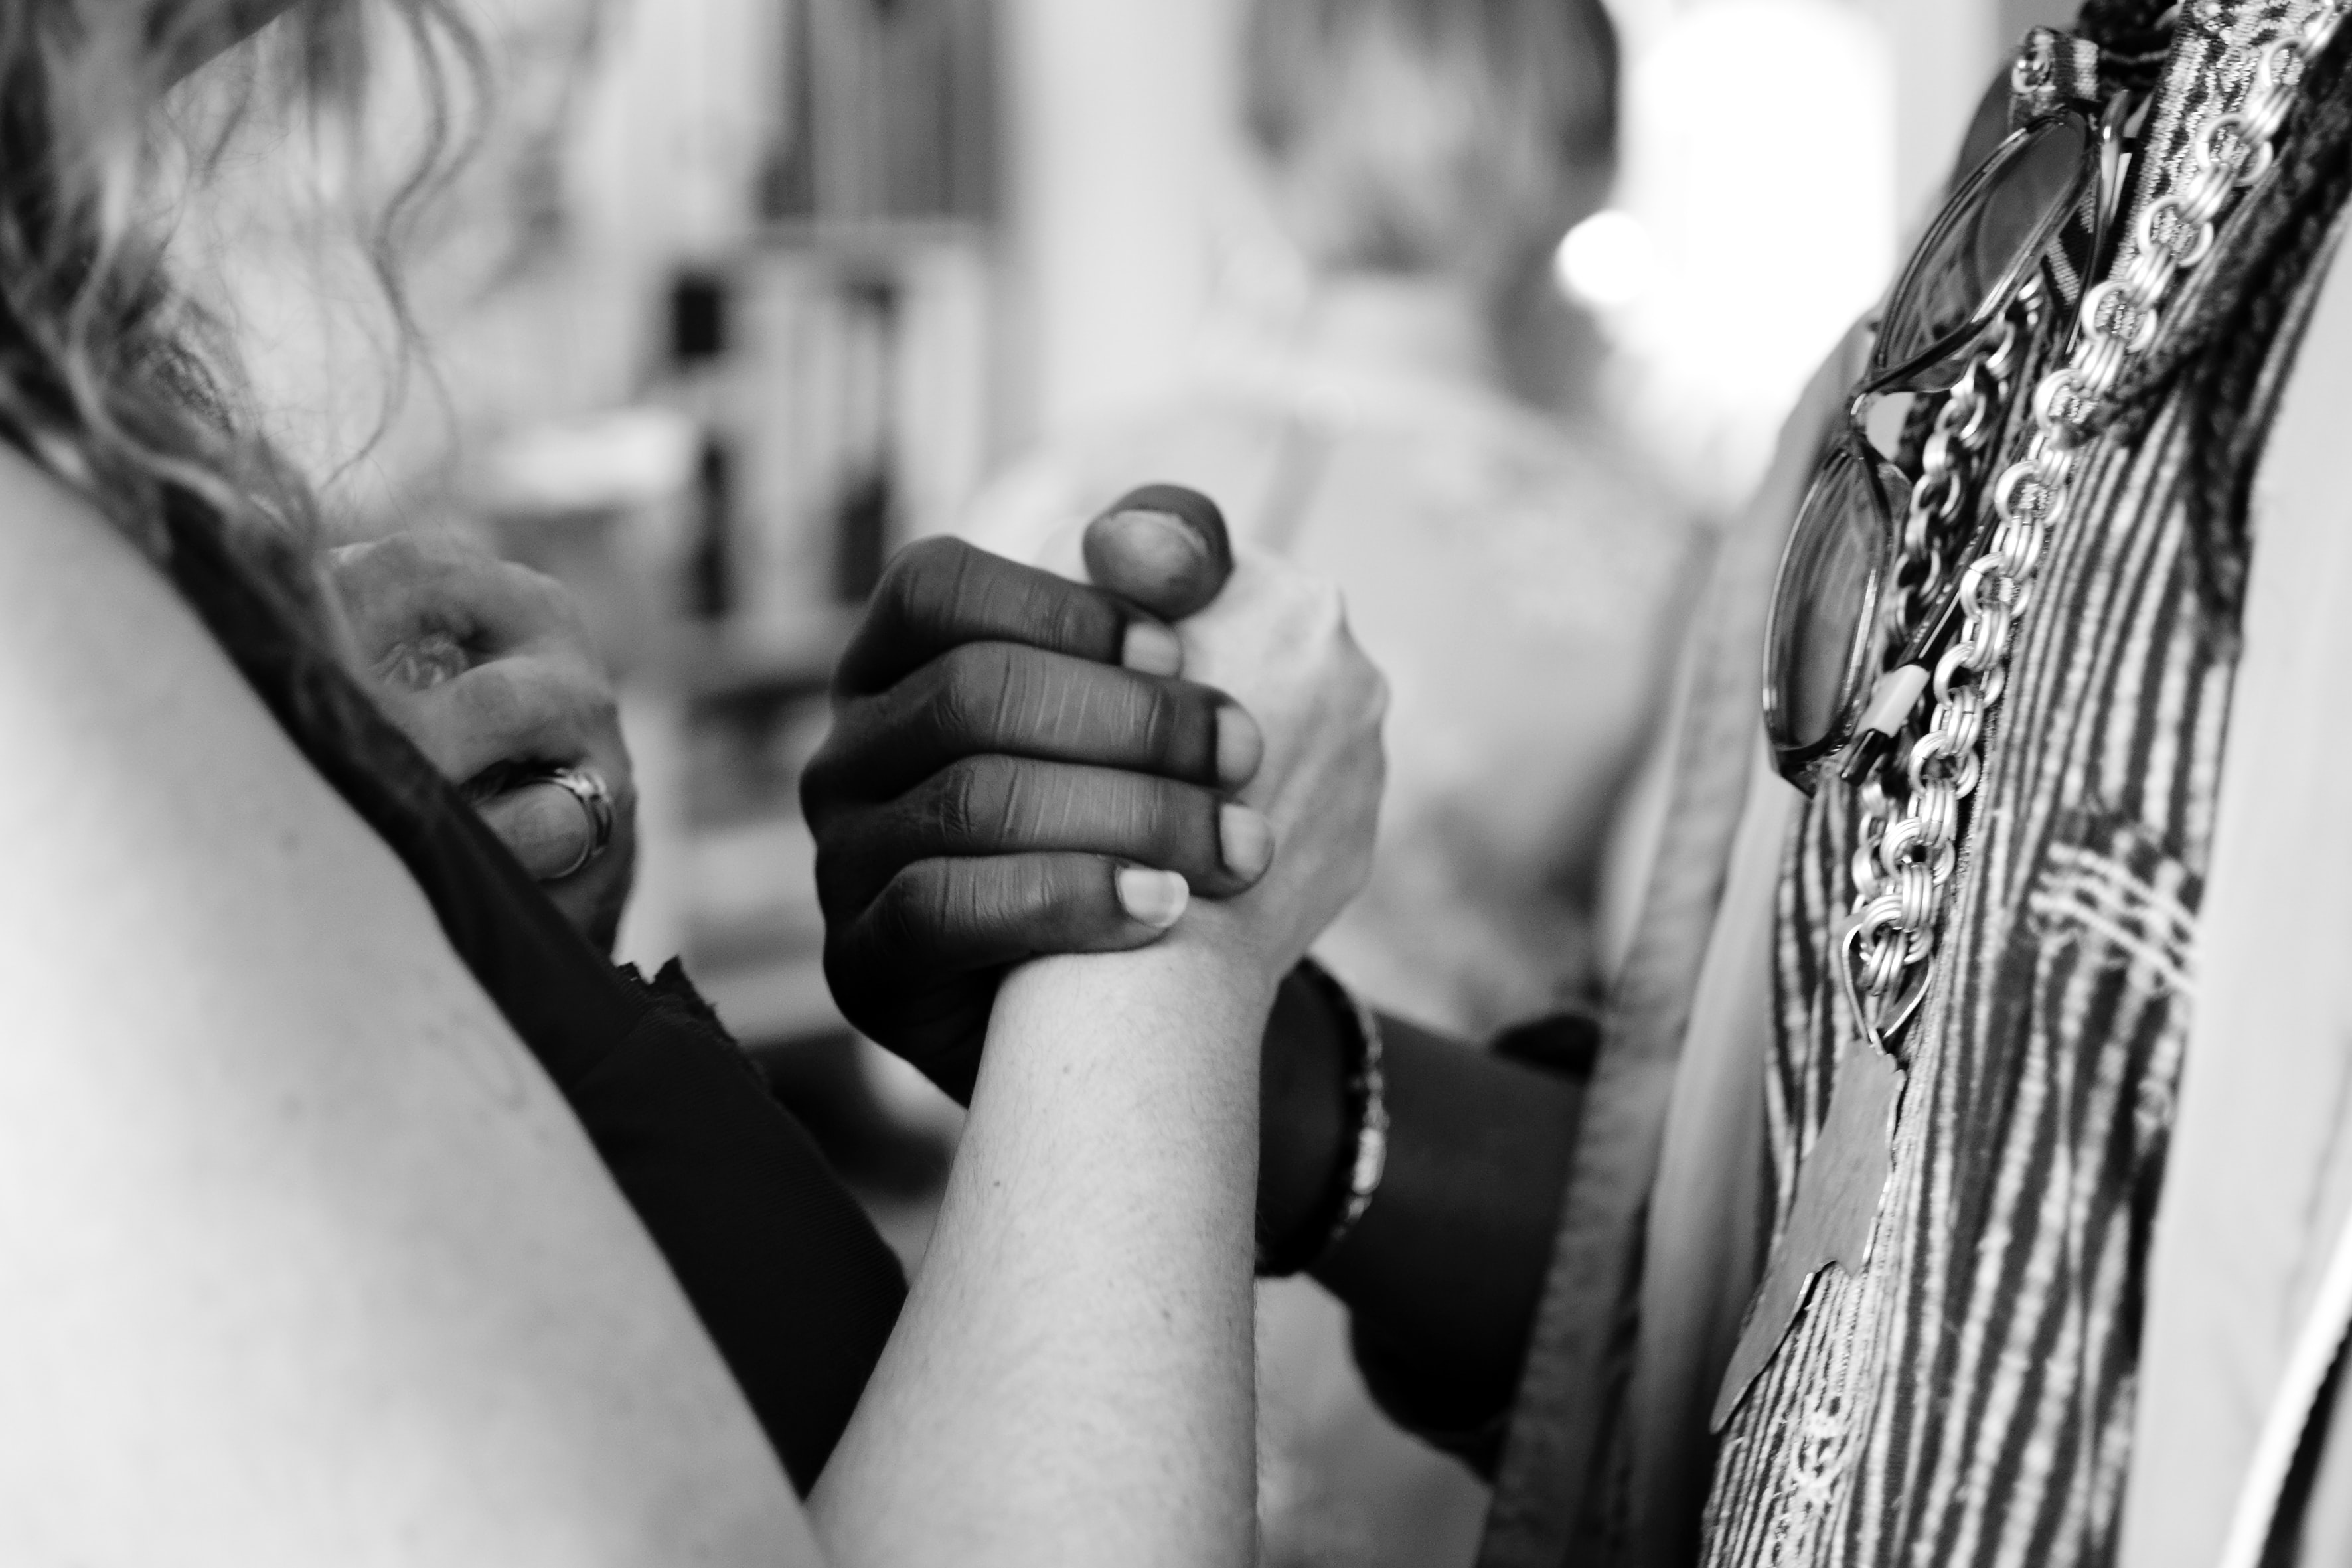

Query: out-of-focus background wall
[187,1,2069,1561]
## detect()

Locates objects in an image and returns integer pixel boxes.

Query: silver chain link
[1851,303,2033,961]
[1876,308,2031,653]
[1850,4,2346,1009]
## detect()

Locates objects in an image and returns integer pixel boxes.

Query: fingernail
[1122,620,1183,677]
[1117,868,1191,929]
[1116,509,1210,570]
[1221,804,1275,881]
[1216,704,1264,788]
[1089,505,1225,619]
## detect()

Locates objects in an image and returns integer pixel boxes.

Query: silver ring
[535,765,615,880]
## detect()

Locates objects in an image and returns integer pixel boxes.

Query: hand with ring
[324,532,638,953]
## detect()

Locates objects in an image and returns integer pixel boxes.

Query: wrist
[1255,959,1386,1276]
[1256,965,1351,1252]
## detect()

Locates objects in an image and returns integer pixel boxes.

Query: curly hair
[0,0,479,604]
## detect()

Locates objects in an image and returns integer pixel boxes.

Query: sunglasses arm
[1836,665,1930,785]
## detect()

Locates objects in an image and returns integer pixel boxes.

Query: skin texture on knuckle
[887,536,972,620]
[1043,578,1114,660]
[926,756,1200,870]
[990,550,1119,661]
[1026,654,1214,781]
[869,858,960,968]
[931,754,1015,846]
[929,641,1016,755]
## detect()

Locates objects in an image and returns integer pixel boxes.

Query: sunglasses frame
[1763,104,2120,789]
[1763,425,1908,784]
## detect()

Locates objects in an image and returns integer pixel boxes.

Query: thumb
[1082,484,1235,621]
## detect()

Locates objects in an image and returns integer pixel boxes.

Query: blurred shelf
[754,216,992,260]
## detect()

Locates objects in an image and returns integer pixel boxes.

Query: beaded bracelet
[1256,957,1389,1279]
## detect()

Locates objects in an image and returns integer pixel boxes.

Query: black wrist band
[1256,957,1389,1279]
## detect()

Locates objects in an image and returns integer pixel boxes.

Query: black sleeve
[575,961,907,1494]
[424,799,910,1497]
[164,500,907,1494]
[1344,1012,1597,1477]
[383,762,908,1496]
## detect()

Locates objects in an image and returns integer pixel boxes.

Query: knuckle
[931,641,1018,747]
[1045,583,1108,654]
[896,534,971,580]
[872,858,957,951]
[934,755,1020,844]
[890,536,977,619]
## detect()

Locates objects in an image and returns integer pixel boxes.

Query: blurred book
[726,231,992,621]
[634,0,1001,1048]
[765,0,997,224]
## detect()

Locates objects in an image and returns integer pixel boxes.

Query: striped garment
[1701,6,2346,1565]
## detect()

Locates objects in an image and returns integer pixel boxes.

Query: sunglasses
[1763,100,2130,790]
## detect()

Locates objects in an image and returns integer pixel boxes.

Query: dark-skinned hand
[800,486,1262,1103]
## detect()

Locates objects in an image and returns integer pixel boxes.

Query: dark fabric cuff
[1491,1012,1603,1082]
[1352,1313,1516,1478]
[1347,1012,1598,1479]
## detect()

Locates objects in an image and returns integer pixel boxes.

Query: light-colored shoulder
[0,451,811,1565]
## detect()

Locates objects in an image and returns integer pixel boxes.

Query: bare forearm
[811,940,1268,1568]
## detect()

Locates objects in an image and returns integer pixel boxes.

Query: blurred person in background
[966,0,1697,1040]
[0,3,1394,1560]
[812,1,2352,1565]
[963,5,1697,1560]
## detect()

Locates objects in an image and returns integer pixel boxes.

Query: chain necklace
[1713,1,2346,1431]
[1847,298,2037,1000]
[1845,1,2347,1021]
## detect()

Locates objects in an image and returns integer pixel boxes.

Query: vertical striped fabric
[1698,8,2339,1559]
[1705,381,2225,1568]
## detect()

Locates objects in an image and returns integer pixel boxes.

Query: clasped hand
[801,489,1385,1103]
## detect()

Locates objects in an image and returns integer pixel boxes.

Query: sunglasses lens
[1878,115,2094,382]
[1768,443,1897,761]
